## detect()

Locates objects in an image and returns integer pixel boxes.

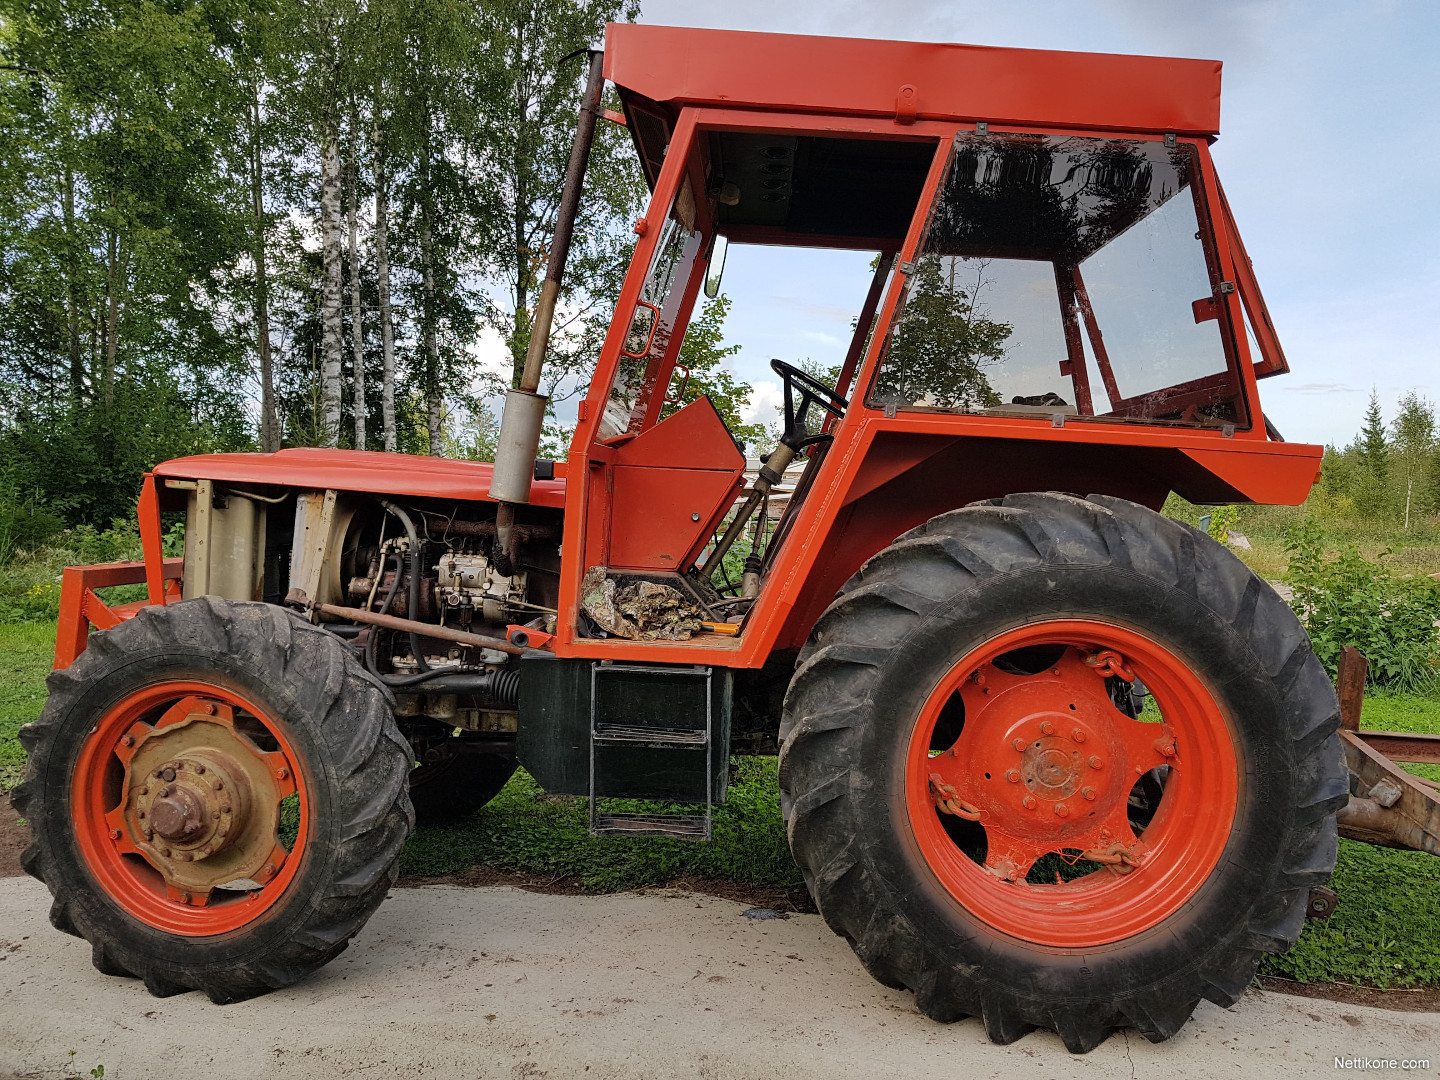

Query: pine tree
[1355,389,1390,518]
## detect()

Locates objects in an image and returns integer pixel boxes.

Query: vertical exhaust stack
[489,50,606,518]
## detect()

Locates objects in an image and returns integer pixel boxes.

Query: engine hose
[380,666,520,705]
[364,550,405,675]
[379,499,429,673]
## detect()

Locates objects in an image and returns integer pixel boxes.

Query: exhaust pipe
[488,49,606,507]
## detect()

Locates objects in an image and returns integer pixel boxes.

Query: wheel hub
[107,696,295,902]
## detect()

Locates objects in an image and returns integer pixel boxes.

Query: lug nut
[1040,720,1054,736]
[1021,795,1037,809]
[161,768,176,783]
[261,862,277,879]
[1088,755,1104,770]
[213,780,224,791]
[1072,729,1086,743]
[121,734,134,747]
[1005,769,1020,783]
[151,769,163,779]
[144,828,154,840]
[1081,787,1097,801]
[179,892,191,904]
[194,763,205,774]
[200,702,214,714]
[108,828,122,840]
[1012,738,1027,752]
[275,767,289,781]
[1055,803,1070,818]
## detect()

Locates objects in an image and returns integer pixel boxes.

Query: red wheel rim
[905,620,1238,948]
[71,680,308,936]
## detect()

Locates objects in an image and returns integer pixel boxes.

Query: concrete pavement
[1,875,1436,1079]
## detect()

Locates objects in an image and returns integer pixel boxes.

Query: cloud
[741,380,785,425]
[802,330,842,346]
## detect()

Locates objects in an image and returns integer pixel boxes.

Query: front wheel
[13,598,413,1002]
[778,493,1347,1052]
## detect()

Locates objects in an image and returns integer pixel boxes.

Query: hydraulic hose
[378,499,429,672]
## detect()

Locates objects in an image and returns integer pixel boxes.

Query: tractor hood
[152,448,568,509]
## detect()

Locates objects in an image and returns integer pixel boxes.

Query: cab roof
[603,24,1222,138]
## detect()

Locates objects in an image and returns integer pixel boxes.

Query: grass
[0,622,51,791]
[2,617,1438,990]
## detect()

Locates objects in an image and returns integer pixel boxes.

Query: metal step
[589,662,715,841]
[593,723,708,746]
[591,812,710,839]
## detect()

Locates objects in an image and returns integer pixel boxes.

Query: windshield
[868,133,1247,429]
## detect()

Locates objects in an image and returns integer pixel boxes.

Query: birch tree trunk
[251,79,280,453]
[103,224,119,416]
[373,123,396,452]
[346,122,366,451]
[419,200,442,454]
[63,161,83,403]
[319,116,344,447]
[418,102,442,454]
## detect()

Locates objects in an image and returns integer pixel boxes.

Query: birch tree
[346,112,366,450]
[373,117,397,451]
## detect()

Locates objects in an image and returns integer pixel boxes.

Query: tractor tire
[778,493,1347,1052]
[407,741,517,825]
[13,597,413,1003]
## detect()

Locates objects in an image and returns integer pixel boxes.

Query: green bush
[1285,517,1440,691]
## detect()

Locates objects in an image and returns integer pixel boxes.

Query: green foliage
[1284,517,1440,692]
[0,621,52,791]
[667,294,769,453]
[400,759,803,892]
[871,254,1011,410]
[1205,504,1239,543]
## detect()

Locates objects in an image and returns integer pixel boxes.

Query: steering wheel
[771,359,849,450]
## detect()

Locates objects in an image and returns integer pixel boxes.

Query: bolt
[176,852,192,862]
[179,892,192,904]
[212,811,221,821]
[200,702,214,714]
[1005,769,1020,783]
[213,780,224,791]
[158,846,171,858]
[220,804,232,814]
[140,785,150,796]
[261,862,277,879]
[121,734,134,747]
[1088,755,1104,770]
[1012,738,1027,752]
[1039,720,1054,736]
[137,810,146,820]
[1021,795,1037,809]
[1055,803,1070,818]
[161,768,176,782]
[194,763,205,775]
[275,767,290,781]
[217,826,228,838]
[151,769,163,779]
[1082,787,1097,801]
[109,828,122,840]
[691,512,701,522]
[144,828,154,840]
[1072,728,1086,743]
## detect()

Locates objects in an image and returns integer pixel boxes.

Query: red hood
[153,448,567,509]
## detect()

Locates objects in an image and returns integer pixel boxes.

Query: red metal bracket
[55,558,184,670]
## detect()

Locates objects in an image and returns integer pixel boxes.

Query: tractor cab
[555,25,1318,665]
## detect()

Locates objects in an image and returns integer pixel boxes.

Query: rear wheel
[404,727,517,825]
[14,598,413,1002]
[778,493,1347,1052]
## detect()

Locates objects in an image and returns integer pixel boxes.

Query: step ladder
[589,662,713,840]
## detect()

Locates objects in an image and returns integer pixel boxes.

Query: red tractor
[16,25,1361,1052]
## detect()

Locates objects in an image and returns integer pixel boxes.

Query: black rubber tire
[12,597,414,1003]
[778,493,1348,1052]
[408,745,517,825]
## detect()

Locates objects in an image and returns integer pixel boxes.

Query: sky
[495,1,1440,450]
